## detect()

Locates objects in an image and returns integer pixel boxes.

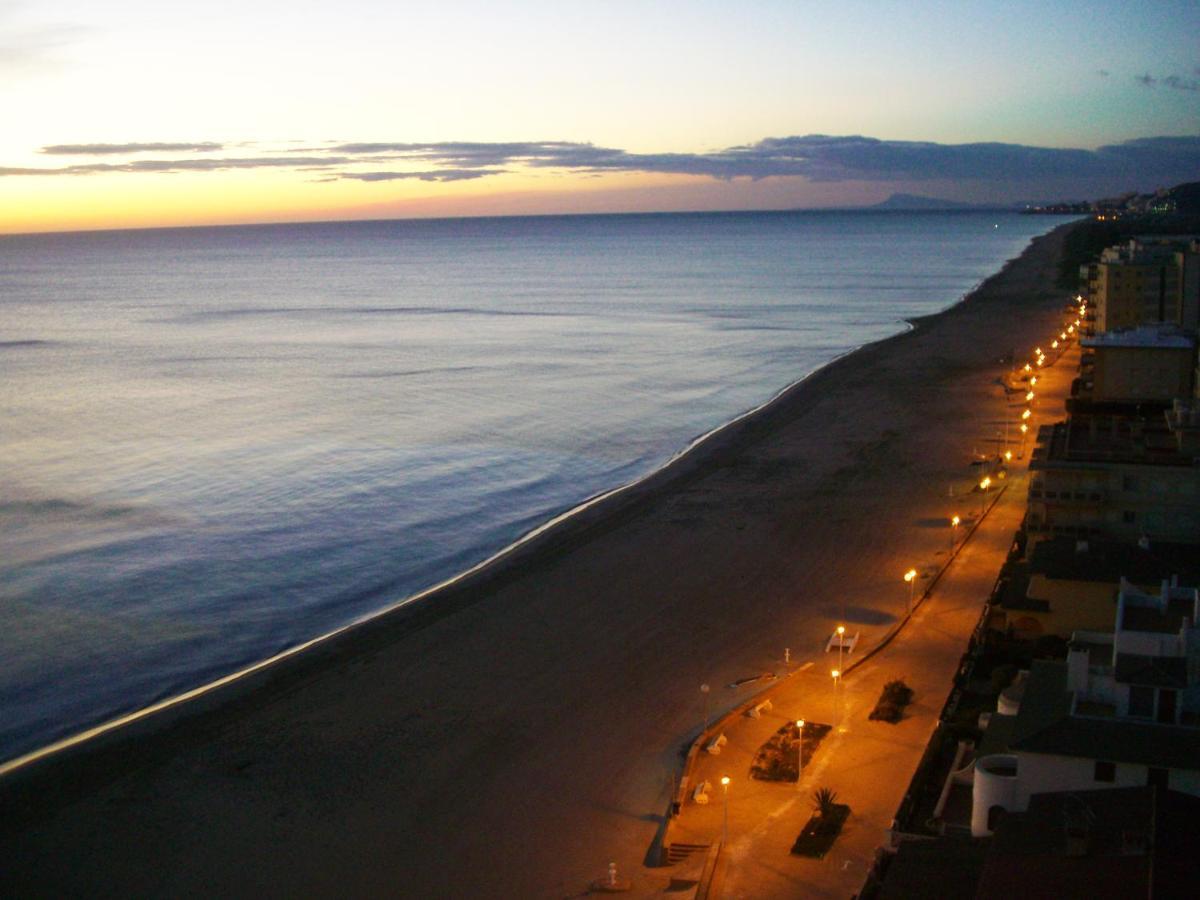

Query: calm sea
[0,210,1074,761]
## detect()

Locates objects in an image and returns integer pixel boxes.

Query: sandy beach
[0,222,1077,898]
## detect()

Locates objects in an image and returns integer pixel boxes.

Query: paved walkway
[665,339,1080,898]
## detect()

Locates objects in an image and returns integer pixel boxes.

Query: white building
[971,580,1200,836]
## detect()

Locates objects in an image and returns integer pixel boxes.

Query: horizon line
[0,200,1038,240]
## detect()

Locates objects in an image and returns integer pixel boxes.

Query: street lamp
[1019,422,1028,458]
[796,719,805,787]
[700,683,710,734]
[721,776,731,844]
[979,476,992,517]
[835,625,845,673]
[903,568,918,613]
[950,514,961,548]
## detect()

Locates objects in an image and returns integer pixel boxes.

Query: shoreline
[0,221,1081,898]
[0,245,1013,777]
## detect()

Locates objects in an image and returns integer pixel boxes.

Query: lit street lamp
[796,719,805,787]
[979,476,992,517]
[835,625,845,673]
[721,776,731,844]
[903,568,918,613]
[950,514,961,548]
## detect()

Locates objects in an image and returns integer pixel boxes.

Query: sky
[2,0,1199,233]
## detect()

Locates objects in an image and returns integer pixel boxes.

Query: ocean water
[0,210,1074,761]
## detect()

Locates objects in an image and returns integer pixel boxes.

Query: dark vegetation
[791,788,850,858]
[868,678,914,723]
[750,720,832,782]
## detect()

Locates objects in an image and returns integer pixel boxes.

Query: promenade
[665,339,1079,899]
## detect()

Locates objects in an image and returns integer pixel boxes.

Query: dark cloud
[339,169,502,182]
[0,156,348,176]
[40,142,224,155]
[1132,71,1200,92]
[4,134,1200,192]
[1161,75,1200,92]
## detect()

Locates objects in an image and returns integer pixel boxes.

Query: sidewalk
[664,341,1080,899]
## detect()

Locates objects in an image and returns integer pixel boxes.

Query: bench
[693,781,711,804]
[705,733,727,755]
[747,699,772,718]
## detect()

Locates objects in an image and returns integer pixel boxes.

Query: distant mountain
[867,193,1010,211]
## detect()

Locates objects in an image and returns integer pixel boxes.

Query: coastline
[0,221,1080,897]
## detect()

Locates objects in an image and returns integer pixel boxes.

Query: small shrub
[869,701,900,722]
[812,787,839,817]
[869,678,914,723]
[883,679,914,704]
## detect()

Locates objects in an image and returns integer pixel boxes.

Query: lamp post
[979,476,992,517]
[835,625,845,674]
[903,568,917,614]
[721,776,730,844]
[796,719,805,787]
[1019,422,1028,459]
[700,683,710,734]
[950,514,961,549]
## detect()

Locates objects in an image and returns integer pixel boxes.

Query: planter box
[790,804,850,858]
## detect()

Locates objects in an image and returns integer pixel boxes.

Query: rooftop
[975,787,1200,900]
[1028,537,1200,586]
[1120,594,1196,634]
[1009,660,1200,769]
[1114,653,1189,689]
[1030,415,1196,468]
[1082,324,1195,350]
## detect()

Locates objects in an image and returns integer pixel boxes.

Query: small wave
[334,365,490,379]
[151,305,583,323]
[0,339,52,349]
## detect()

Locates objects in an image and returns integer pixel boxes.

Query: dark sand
[0,223,1076,898]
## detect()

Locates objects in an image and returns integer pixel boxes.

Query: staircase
[665,841,711,865]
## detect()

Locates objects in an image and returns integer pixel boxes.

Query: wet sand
[0,222,1077,898]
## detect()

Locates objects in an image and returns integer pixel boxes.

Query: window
[1094,760,1116,782]
[1147,767,1169,790]
[1157,689,1177,724]
[1129,685,1155,717]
